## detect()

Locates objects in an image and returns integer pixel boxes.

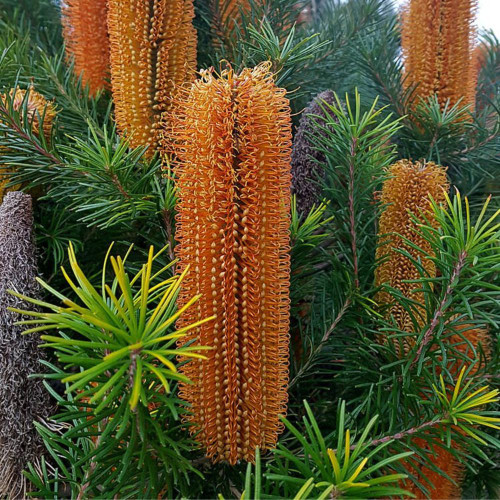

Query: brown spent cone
[165,62,291,464]
[0,87,56,203]
[375,159,449,353]
[61,0,110,96]
[401,0,478,113]
[108,0,197,156]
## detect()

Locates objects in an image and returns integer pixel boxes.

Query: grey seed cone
[0,192,53,499]
[291,90,337,216]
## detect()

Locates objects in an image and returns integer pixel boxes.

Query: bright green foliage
[10,244,212,498]
[269,402,412,499]
[435,367,500,446]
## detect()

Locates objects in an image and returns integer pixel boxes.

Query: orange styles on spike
[401,0,478,112]
[166,62,291,464]
[400,434,464,499]
[107,0,197,155]
[61,0,110,96]
[375,159,449,350]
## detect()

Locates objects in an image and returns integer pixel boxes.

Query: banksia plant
[0,192,53,498]
[2,87,56,140]
[291,89,336,217]
[375,159,449,351]
[211,0,257,43]
[375,162,491,498]
[61,0,110,95]
[401,0,478,112]
[107,0,197,155]
[400,324,491,498]
[0,87,56,202]
[166,62,292,464]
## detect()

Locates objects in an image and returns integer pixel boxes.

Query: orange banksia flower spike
[4,87,56,141]
[212,0,253,37]
[375,159,449,349]
[401,0,478,112]
[61,0,110,96]
[0,87,56,202]
[375,161,491,498]
[107,0,197,155]
[400,435,464,499]
[400,323,491,499]
[166,62,292,464]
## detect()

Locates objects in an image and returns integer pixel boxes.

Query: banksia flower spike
[61,0,110,95]
[107,0,197,155]
[375,159,449,349]
[0,87,56,202]
[166,62,292,464]
[212,0,255,42]
[375,161,491,498]
[0,192,53,498]
[401,0,478,112]
[3,87,56,140]
[400,435,464,499]
[291,90,336,217]
[399,326,490,499]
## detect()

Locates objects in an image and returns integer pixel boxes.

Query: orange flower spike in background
[107,0,197,155]
[219,0,254,26]
[375,161,490,498]
[401,0,478,112]
[375,159,449,347]
[167,62,291,464]
[61,0,110,96]
[5,87,56,141]
[0,87,56,202]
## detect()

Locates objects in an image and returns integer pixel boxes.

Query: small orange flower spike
[215,0,253,28]
[401,323,490,499]
[0,87,56,202]
[375,159,449,351]
[4,87,56,140]
[166,62,292,464]
[107,0,197,155]
[61,0,110,96]
[401,435,464,499]
[375,161,490,498]
[401,0,478,112]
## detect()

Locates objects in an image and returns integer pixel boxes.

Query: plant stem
[289,297,351,389]
[161,209,175,261]
[348,137,359,289]
[360,418,440,450]
[410,250,467,370]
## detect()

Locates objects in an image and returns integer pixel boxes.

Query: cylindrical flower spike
[400,323,490,499]
[107,0,197,155]
[0,87,56,202]
[166,62,291,464]
[5,87,57,140]
[0,192,54,498]
[375,159,449,351]
[401,0,478,112]
[61,0,110,96]
[375,161,491,498]
[291,89,336,217]
[212,0,254,41]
